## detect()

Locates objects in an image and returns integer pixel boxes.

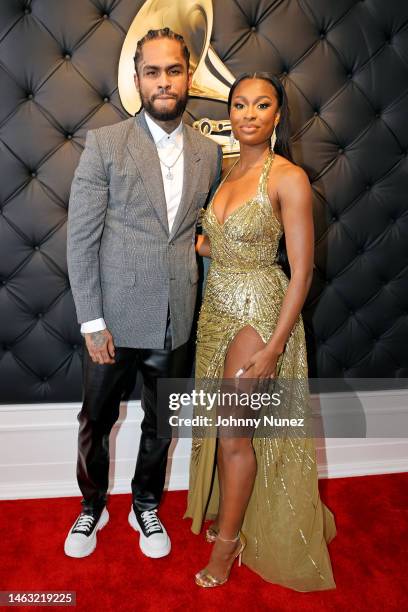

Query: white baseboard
[0,389,407,500]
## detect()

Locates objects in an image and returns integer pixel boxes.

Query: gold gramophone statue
[118,0,239,157]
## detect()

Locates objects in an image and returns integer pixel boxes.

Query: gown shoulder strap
[258,151,275,197]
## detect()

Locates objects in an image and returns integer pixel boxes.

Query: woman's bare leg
[197,326,265,581]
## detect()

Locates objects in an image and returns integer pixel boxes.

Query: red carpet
[1,473,407,611]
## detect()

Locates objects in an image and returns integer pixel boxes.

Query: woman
[184,72,337,590]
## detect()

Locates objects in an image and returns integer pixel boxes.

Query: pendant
[166,169,173,180]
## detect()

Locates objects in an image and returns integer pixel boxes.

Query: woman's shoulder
[271,154,310,187]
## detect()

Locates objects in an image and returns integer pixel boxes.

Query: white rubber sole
[128,509,171,558]
[64,508,109,558]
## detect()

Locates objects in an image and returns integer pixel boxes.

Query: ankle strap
[217,533,239,543]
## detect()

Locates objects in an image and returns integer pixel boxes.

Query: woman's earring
[229,131,236,149]
[270,125,277,151]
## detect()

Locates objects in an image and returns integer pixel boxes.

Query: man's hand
[84,329,115,364]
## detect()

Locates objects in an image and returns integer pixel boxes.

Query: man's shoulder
[87,116,135,144]
[185,123,220,156]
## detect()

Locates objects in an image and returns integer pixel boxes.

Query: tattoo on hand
[90,331,106,348]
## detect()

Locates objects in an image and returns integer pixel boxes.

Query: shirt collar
[144,112,183,146]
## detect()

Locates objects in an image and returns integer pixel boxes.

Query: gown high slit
[184,151,336,592]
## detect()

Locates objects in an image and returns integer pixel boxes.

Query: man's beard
[140,89,188,121]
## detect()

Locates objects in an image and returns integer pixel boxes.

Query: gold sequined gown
[184,152,336,592]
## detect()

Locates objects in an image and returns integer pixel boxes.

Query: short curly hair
[134,27,190,74]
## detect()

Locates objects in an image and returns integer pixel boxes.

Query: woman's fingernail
[235,368,244,378]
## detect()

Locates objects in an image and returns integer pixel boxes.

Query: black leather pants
[76,318,189,516]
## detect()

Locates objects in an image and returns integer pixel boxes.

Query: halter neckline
[210,151,275,228]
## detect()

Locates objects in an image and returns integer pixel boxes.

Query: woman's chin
[237,135,267,147]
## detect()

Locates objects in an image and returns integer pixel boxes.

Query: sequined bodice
[202,151,283,273]
[199,151,288,327]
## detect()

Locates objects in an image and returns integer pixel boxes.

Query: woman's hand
[196,234,211,257]
[236,346,283,379]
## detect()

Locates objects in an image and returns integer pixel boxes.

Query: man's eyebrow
[142,63,184,71]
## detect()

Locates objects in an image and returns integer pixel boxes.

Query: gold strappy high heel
[205,523,219,543]
[195,532,246,588]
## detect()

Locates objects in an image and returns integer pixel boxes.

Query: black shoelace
[138,510,163,535]
[71,513,97,536]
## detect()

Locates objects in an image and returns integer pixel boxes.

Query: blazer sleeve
[210,145,223,199]
[198,144,223,235]
[67,129,108,324]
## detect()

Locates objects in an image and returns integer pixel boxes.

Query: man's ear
[187,69,193,90]
[134,72,140,92]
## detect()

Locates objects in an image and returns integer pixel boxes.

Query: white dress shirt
[80,113,184,335]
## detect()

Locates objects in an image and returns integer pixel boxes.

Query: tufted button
[66,134,72,140]
[347,73,352,79]
[64,53,71,60]
[103,13,109,19]
[251,26,257,32]
[282,70,288,76]
[320,32,325,39]
[34,245,40,251]
[357,248,364,254]
[326,278,330,285]
[3,345,9,351]
[314,111,319,116]
[386,38,392,45]
[332,215,337,221]
[338,148,344,154]
[42,376,48,382]
[349,309,354,315]
[365,184,371,190]
[31,171,37,178]
[103,97,109,103]
[72,344,79,350]
[37,313,43,318]
[27,93,33,100]
[24,8,31,15]
[2,280,6,285]
[375,112,381,118]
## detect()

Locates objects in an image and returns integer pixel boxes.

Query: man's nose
[157,73,171,90]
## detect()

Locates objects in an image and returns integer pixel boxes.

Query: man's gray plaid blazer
[67,110,222,349]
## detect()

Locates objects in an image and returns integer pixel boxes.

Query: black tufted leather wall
[0,0,407,403]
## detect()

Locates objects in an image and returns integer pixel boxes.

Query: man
[65,27,222,559]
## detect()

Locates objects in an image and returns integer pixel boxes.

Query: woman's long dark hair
[228,72,292,275]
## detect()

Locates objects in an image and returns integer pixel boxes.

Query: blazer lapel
[169,125,201,240]
[127,111,169,235]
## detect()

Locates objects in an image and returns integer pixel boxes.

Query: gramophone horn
[118,0,235,115]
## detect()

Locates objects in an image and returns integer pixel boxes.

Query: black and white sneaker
[128,507,171,558]
[64,508,109,558]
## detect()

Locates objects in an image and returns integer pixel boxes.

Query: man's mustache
[152,93,177,100]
